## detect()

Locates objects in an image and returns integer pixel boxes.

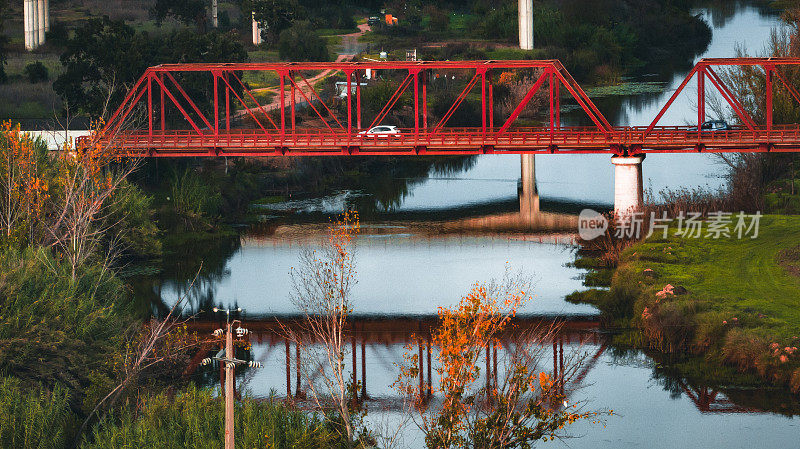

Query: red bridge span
[82,57,800,157]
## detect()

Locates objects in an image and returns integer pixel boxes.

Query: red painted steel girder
[92,60,613,151]
[81,58,800,156]
[647,57,800,135]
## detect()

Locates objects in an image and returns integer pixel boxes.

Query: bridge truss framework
[84,58,800,157]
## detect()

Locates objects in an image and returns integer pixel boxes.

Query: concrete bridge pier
[520,153,540,218]
[611,155,645,215]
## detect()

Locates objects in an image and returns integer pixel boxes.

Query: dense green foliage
[82,385,346,449]
[24,61,50,84]
[0,247,128,401]
[0,0,8,84]
[54,17,247,117]
[279,22,330,61]
[250,0,357,45]
[0,377,75,449]
[0,127,166,445]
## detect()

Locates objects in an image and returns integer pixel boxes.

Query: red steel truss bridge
[81,58,800,157]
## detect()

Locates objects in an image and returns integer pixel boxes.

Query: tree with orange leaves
[395,272,610,448]
[0,122,50,247]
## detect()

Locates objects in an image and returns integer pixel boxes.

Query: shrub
[82,385,342,448]
[0,247,127,397]
[169,168,222,230]
[722,328,769,374]
[24,61,49,83]
[46,21,69,43]
[0,377,75,449]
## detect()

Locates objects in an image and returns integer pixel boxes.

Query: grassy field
[625,215,800,335]
[575,215,800,391]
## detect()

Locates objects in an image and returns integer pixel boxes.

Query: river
[143,2,800,447]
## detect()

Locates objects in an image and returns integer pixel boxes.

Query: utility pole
[203,307,260,449]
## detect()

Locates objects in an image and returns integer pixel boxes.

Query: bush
[82,385,344,448]
[106,181,162,261]
[0,377,75,449]
[24,61,49,83]
[278,22,329,62]
[0,247,127,397]
[46,21,69,43]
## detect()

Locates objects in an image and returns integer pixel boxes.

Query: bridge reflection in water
[188,316,603,408]
[188,315,766,415]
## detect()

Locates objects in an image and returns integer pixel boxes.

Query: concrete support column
[37,0,47,45]
[24,0,31,50]
[24,0,48,51]
[520,154,540,218]
[44,0,49,32]
[252,13,263,45]
[24,0,35,50]
[518,0,534,50]
[212,0,218,27]
[611,155,645,215]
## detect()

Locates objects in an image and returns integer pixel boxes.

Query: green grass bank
[569,215,800,392]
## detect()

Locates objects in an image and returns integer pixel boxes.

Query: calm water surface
[153,2,800,447]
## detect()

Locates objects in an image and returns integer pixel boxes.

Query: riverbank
[569,215,800,393]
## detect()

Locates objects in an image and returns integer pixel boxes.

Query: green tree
[24,61,49,83]
[278,21,329,61]
[150,0,209,32]
[54,17,247,118]
[0,0,9,84]
[53,17,154,116]
[249,0,305,45]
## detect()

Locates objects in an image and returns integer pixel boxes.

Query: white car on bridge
[358,125,400,136]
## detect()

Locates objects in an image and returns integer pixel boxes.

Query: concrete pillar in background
[612,155,645,215]
[44,0,50,32]
[24,0,32,50]
[252,13,263,45]
[24,0,36,50]
[518,0,534,50]
[212,0,218,27]
[37,0,46,45]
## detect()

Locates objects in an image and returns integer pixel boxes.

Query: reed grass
[82,385,344,449]
[0,377,75,449]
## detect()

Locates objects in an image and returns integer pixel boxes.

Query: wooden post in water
[285,340,291,398]
[352,334,358,403]
[361,332,367,399]
[296,343,301,398]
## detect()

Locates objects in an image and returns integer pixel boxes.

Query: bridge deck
[87,125,800,157]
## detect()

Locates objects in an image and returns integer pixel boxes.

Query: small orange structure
[385,14,398,25]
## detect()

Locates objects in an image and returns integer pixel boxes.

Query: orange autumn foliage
[0,122,50,244]
[395,275,610,448]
